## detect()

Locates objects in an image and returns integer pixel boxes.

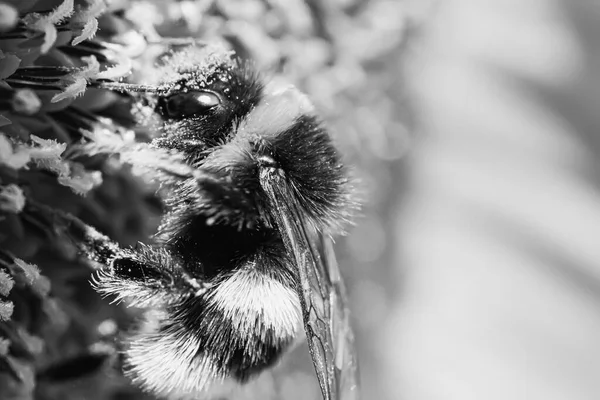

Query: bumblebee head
[151,47,263,161]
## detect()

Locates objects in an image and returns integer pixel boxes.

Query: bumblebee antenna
[93,80,167,94]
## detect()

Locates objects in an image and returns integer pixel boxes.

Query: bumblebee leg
[93,244,205,307]
[160,173,260,241]
[23,200,125,269]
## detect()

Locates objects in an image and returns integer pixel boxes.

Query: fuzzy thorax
[197,83,356,234]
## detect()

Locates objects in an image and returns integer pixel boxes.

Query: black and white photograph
[0,1,598,400]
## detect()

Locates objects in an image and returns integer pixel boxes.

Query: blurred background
[2,0,600,399]
[384,2,600,400]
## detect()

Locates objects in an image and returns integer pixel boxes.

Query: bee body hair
[123,251,302,397]
[59,46,359,398]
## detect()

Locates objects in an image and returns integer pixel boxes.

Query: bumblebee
[59,46,359,399]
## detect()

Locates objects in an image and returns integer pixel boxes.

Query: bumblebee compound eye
[160,90,221,119]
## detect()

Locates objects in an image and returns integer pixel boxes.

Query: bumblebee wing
[316,234,360,400]
[260,168,360,400]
